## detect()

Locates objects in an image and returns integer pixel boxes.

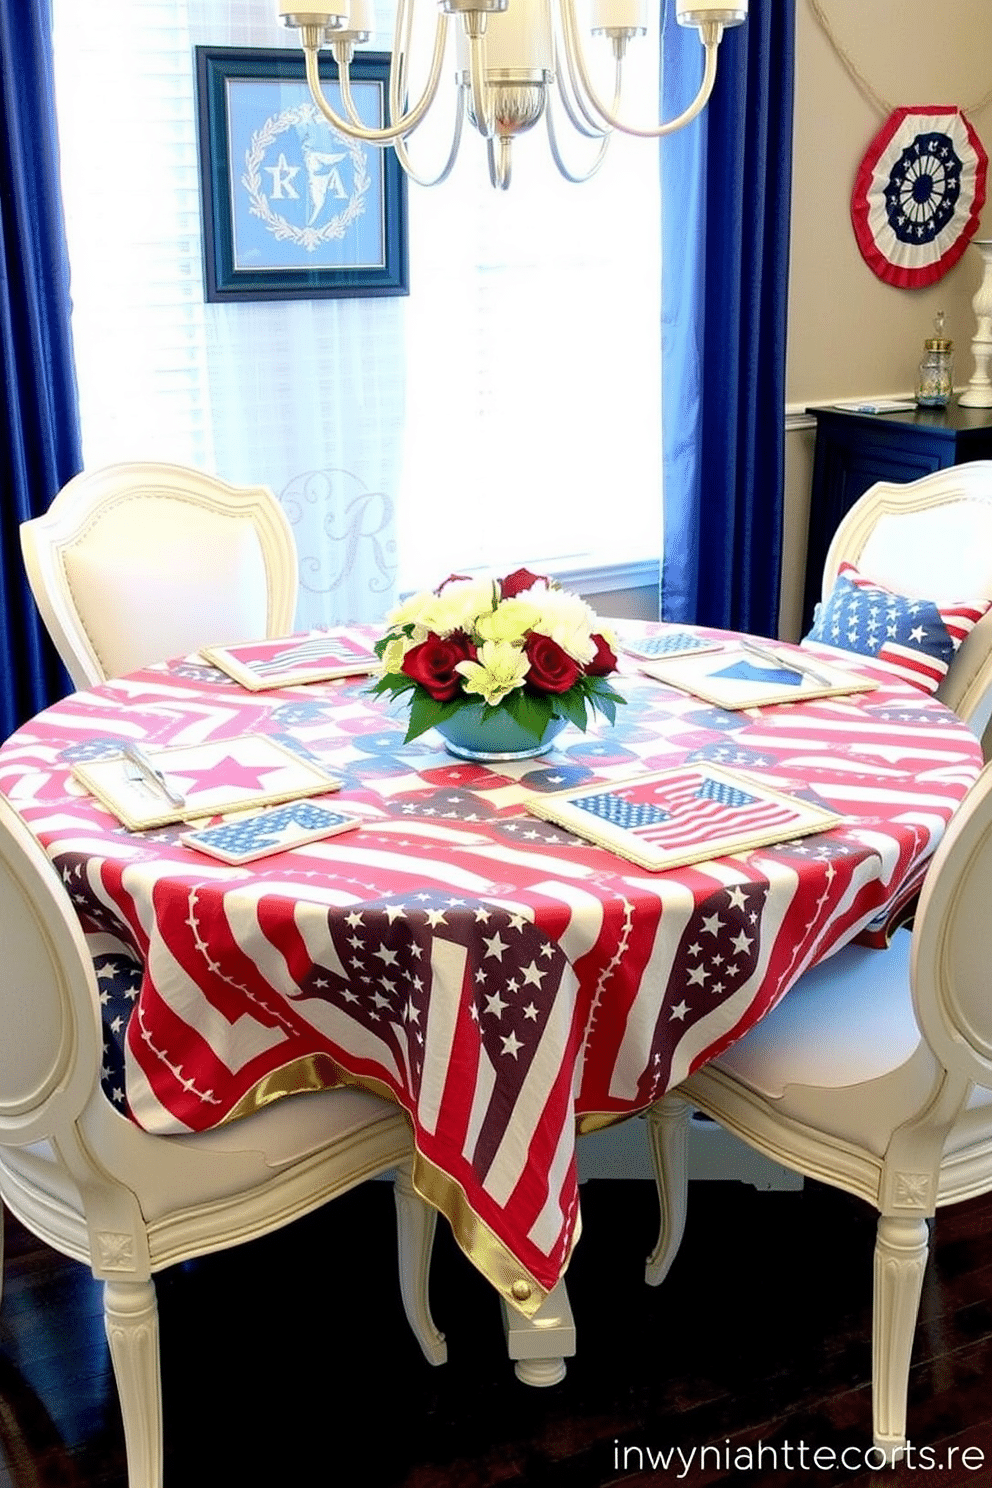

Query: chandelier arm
[562,0,720,139]
[544,47,620,182]
[389,0,420,123]
[545,104,611,182]
[554,10,613,138]
[337,59,377,131]
[393,86,468,187]
[467,28,497,140]
[553,38,615,140]
[386,0,418,143]
[304,16,448,143]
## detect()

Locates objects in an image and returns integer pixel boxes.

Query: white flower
[455,640,530,706]
[524,585,598,665]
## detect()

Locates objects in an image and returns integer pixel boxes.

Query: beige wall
[780,0,992,638]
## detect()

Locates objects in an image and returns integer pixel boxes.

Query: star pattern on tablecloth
[519,764,595,793]
[94,953,143,1108]
[58,737,129,763]
[643,879,770,1097]
[299,892,569,1108]
[393,789,498,822]
[866,705,958,728]
[496,819,587,849]
[687,743,779,770]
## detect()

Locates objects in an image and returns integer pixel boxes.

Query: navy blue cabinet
[802,404,992,631]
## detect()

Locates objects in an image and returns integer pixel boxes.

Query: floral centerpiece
[371,569,625,758]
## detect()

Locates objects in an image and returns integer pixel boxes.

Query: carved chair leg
[103,1277,163,1488]
[872,1214,930,1463]
[644,1093,692,1286]
[393,1165,447,1366]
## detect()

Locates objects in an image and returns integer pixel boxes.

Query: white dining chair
[814,461,992,739]
[642,758,992,1461]
[20,462,299,690]
[0,793,445,1488]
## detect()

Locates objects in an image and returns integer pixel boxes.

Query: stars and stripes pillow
[804,561,991,695]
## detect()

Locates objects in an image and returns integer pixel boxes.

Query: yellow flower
[389,579,497,639]
[423,580,498,636]
[526,587,598,664]
[476,597,542,644]
[455,640,530,706]
[386,589,435,630]
[379,636,409,676]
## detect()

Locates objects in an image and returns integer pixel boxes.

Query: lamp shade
[676,0,746,24]
[277,0,349,27]
[590,0,649,34]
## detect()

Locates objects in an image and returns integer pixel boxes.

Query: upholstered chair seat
[644,760,992,1461]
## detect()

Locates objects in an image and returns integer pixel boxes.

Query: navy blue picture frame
[195,46,408,301]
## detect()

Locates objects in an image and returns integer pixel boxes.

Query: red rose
[401,633,475,702]
[524,634,581,693]
[500,567,546,600]
[586,633,617,676]
[434,573,473,594]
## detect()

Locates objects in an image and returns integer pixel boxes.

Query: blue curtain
[660,1,795,637]
[0,0,80,737]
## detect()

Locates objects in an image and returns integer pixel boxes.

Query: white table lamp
[959,239,992,408]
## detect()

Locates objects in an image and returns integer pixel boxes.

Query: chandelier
[277,0,747,190]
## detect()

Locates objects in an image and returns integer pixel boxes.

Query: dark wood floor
[2,1176,992,1488]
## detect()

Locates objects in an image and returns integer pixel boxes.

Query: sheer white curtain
[53,0,402,627]
[397,32,662,590]
[52,0,661,620]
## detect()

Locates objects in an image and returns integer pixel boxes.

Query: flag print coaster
[526,763,839,871]
[622,631,722,661]
[639,642,876,709]
[182,800,361,864]
[201,630,379,690]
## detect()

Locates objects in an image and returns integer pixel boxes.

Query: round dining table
[0,626,983,1320]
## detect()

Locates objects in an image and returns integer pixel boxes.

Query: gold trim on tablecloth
[221,1058,579,1320]
[222,1052,347,1119]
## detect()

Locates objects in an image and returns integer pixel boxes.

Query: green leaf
[368,673,416,699]
[586,676,627,705]
[556,687,590,731]
[503,687,555,740]
[404,690,457,743]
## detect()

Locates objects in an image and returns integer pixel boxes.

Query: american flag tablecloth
[0,636,982,1317]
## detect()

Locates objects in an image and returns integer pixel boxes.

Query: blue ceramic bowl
[432,706,568,761]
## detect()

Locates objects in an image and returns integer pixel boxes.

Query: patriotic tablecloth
[0,633,982,1317]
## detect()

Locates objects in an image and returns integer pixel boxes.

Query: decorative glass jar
[916,311,954,407]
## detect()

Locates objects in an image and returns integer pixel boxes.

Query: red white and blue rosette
[851,105,988,289]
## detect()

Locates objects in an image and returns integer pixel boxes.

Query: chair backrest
[912,758,992,1096]
[820,462,992,735]
[0,796,102,1150]
[21,462,299,689]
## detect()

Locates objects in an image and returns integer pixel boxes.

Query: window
[52,0,662,619]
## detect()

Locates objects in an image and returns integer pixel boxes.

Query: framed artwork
[194,46,408,301]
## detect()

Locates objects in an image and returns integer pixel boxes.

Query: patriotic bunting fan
[851,106,988,289]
